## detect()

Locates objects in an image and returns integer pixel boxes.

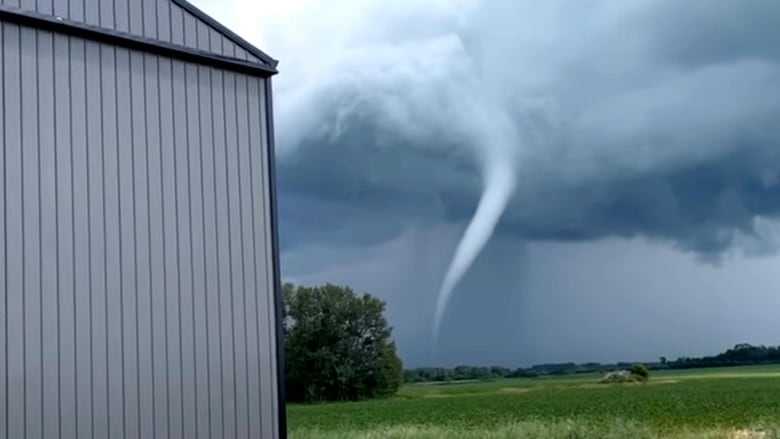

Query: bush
[630,363,650,381]
[599,365,650,384]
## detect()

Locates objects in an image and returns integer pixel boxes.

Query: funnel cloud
[433,102,520,343]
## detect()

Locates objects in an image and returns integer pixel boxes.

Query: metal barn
[0,0,285,437]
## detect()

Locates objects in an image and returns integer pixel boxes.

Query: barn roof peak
[173,0,278,68]
[0,0,278,75]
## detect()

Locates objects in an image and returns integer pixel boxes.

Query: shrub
[630,363,650,381]
[599,365,650,384]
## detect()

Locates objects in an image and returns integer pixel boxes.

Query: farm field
[287,365,780,438]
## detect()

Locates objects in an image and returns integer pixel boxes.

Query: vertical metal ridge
[172,57,185,439]
[52,32,74,439]
[211,66,226,439]
[111,43,123,439]
[161,56,171,439]
[157,55,172,439]
[183,59,197,439]
[82,39,91,439]
[52,29,62,439]
[142,51,157,439]
[19,24,27,439]
[130,49,141,439]
[235,74,251,437]
[193,61,205,439]
[118,47,127,439]
[245,75,264,437]
[224,70,238,435]
[3,23,22,439]
[67,34,79,439]
[36,28,61,439]
[196,60,214,439]
[1,20,5,439]
[36,28,45,439]
[1,20,7,439]
[98,42,109,439]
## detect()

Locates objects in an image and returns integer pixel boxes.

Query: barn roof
[0,0,278,76]
[173,0,278,68]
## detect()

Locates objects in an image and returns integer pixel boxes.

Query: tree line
[404,362,636,383]
[664,343,780,369]
[404,343,780,383]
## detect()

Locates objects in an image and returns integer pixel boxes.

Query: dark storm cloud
[272,0,780,258]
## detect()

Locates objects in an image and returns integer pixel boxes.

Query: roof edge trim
[172,0,279,68]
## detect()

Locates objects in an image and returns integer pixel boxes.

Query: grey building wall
[1,17,280,439]
[0,0,270,64]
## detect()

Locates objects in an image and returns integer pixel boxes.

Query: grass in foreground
[288,365,780,438]
[291,420,779,439]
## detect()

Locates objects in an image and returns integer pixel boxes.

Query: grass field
[287,365,780,438]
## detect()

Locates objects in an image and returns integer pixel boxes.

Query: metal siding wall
[1,23,279,439]
[2,0,267,63]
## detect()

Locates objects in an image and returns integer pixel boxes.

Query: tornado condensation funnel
[432,141,517,344]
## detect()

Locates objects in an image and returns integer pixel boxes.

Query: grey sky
[195,0,780,367]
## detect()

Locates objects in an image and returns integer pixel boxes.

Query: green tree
[283,283,403,402]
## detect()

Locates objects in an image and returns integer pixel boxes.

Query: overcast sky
[193,0,780,367]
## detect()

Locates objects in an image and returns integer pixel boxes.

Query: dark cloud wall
[273,0,780,260]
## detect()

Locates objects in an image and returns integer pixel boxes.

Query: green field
[288,365,780,438]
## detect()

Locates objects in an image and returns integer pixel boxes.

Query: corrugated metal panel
[3,23,24,439]
[1,22,280,438]
[0,0,267,64]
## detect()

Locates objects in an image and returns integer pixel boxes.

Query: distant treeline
[404,343,780,383]
[666,343,780,369]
